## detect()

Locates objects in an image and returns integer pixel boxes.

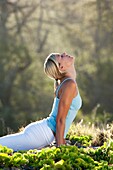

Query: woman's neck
[60,64,76,82]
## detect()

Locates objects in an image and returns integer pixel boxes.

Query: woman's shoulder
[61,78,77,95]
[63,78,76,88]
[56,78,77,98]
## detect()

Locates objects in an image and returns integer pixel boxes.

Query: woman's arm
[56,80,77,147]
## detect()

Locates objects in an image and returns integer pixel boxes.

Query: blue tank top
[46,78,82,138]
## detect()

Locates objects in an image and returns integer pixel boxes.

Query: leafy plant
[0,141,113,169]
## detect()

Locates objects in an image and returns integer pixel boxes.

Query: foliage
[0,140,113,169]
[68,121,113,147]
[0,121,113,169]
[69,135,92,147]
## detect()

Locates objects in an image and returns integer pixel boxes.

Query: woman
[0,52,82,151]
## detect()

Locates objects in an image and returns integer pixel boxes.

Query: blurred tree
[93,0,113,113]
[60,0,113,115]
[0,0,49,134]
[79,0,113,113]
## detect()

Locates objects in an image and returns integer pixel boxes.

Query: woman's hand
[57,138,66,147]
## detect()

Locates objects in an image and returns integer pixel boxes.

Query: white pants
[0,119,55,151]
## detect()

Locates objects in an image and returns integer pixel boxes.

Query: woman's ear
[59,65,63,70]
[59,65,65,72]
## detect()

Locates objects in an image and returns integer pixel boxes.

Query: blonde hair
[44,53,65,80]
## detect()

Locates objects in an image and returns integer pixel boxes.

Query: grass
[68,119,113,147]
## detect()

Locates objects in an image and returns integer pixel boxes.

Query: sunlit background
[0,0,113,136]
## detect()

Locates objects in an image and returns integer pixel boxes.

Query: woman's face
[55,52,75,72]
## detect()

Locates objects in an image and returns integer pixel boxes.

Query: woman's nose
[63,52,66,56]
